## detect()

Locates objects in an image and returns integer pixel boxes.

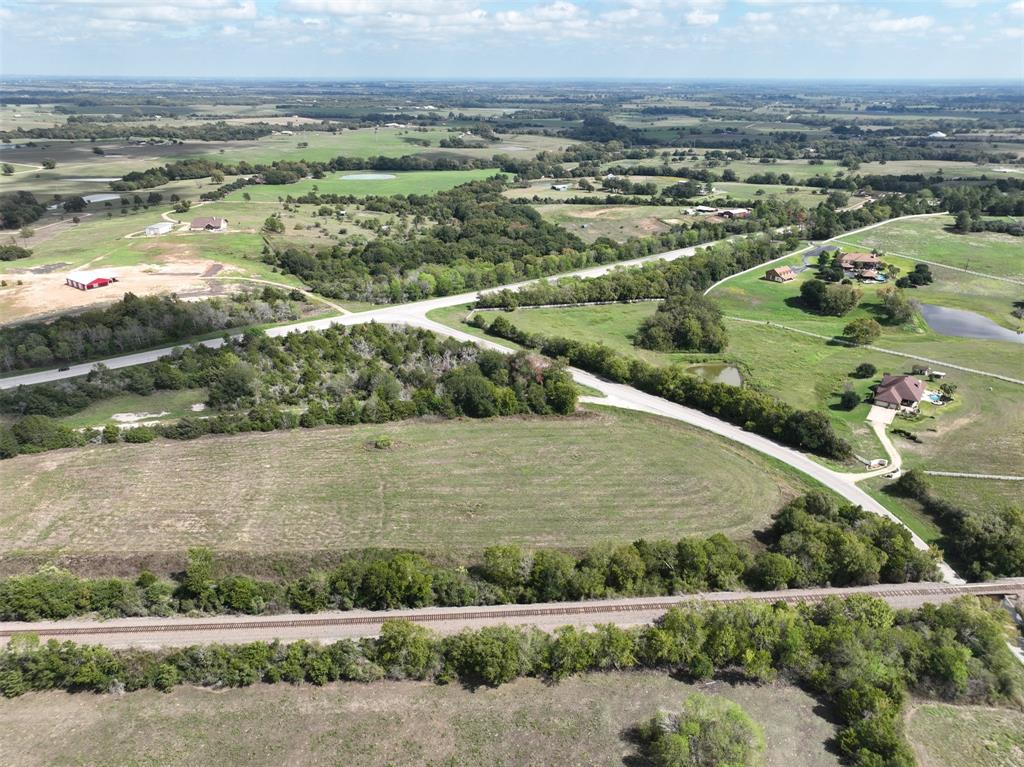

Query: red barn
[65,270,119,291]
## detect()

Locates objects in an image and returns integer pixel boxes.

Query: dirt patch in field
[0,257,241,324]
[572,206,635,219]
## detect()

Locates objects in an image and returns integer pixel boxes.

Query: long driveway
[3,579,1019,649]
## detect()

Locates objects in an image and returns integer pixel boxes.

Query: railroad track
[3,580,1021,641]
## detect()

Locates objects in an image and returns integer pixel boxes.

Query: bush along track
[2,595,1021,767]
[0,493,938,621]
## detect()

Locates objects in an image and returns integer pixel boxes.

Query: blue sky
[1,1,1022,80]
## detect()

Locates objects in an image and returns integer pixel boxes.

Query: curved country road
[0,214,965,583]
[3,579,1020,649]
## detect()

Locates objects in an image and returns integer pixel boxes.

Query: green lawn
[226,168,504,201]
[836,214,1024,281]
[0,673,840,767]
[907,703,1024,767]
[0,408,810,558]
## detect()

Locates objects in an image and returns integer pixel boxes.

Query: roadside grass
[906,702,1024,767]
[0,673,840,767]
[860,479,944,545]
[434,299,1023,479]
[0,408,810,556]
[224,168,504,202]
[836,214,1024,281]
[56,389,207,429]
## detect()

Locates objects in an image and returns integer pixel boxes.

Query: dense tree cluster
[634,290,729,353]
[0,191,46,229]
[0,289,303,373]
[0,244,32,261]
[480,316,852,459]
[799,279,863,316]
[1,595,1019,767]
[0,324,576,459]
[894,470,1024,579]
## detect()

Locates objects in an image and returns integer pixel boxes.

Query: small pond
[340,173,396,180]
[919,304,1024,344]
[686,363,744,386]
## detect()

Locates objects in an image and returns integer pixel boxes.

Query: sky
[0,0,1022,81]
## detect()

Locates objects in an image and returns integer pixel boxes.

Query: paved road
[3,579,1019,649]
[0,239,713,391]
[0,213,968,583]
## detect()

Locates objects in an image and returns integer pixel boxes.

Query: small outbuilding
[190,216,228,232]
[551,183,571,191]
[81,193,122,205]
[66,270,119,291]
[873,374,925,412]
[765,266,797,283]
[720,208,750,219]
[145,222,174,236]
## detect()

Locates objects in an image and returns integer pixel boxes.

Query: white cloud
[1009,0,1024,14]
[867,15,933,33]
[1003,26,1024,36]
[685,8,719,25]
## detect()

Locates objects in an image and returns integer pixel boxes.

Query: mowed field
[0,408,809,557]
[225,168,503,201]
[835,214,1024,281]
[0,673,841,767]
[906,703,1024,767]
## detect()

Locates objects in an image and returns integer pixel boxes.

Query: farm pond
[919,304,1024,344]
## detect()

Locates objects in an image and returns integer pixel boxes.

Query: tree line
[478,314,851,459]
[0,492,938,622]
[1,594,1019,767]
[474,235,791,309]
[0,289,303,373]
[894,471,1024,579]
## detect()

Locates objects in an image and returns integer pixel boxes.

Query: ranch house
[838,252,882,271]
[765,266,797,283]
[872,374,925,412]
[190,216,228,232]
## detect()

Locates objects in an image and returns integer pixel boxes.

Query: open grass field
[702,182,839,208]
[835,214,1024,281]
[0,672,840,767]
[225,168,503,202]
[535,203,692,242]
[906,703,1024,767]
[709,244,1024,377]
[0,408,810,558]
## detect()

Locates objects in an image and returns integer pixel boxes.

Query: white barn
[145,222,174,236]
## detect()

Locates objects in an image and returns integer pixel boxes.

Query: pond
[340,173,396,180]
[686,363,744,386]
[919,304,1024,344]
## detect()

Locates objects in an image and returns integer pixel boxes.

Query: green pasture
[836,214,1024,281]
[225,168,503,202]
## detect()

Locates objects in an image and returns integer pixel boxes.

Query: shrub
[853,362,877,378]
[640,693,765,767]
